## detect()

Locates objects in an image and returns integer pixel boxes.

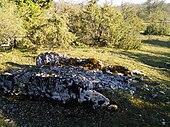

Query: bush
[113,24,141,50]
[17,1,76,48]
[68,3,141,50]
[144,23,169,35]
[0,0,25,47]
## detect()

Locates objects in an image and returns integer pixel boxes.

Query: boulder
[36,52,66,67]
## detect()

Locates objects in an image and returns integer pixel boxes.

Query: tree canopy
[0,0,169,50]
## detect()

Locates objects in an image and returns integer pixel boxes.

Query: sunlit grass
[0,111,16,127]
[130,97,155,108]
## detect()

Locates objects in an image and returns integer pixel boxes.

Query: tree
[14,0,52,8]
[67,2,141,49]
[40,8,76,48]
[121,4,143,32]
[0,0,25,48]
[138,0,169,35]
[15,1,76,48]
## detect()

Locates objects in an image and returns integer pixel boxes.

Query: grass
[0,35,170,127]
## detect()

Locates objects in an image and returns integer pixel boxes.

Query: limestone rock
[0,52,136,108]
[36,52,66,67]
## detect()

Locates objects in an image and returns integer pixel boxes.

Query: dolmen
[0,52,136,108]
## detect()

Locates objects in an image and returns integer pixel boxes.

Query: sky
[54,0,170,6]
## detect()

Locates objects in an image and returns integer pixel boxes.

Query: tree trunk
[13,37,17,48]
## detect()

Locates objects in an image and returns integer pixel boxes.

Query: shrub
[0,0,25,47]
[17,1,76,48]
[144,23,169,35]
[68,2,141,50]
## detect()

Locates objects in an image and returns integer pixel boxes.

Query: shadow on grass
[140,50,170,58]
[1,62,35,74]
[17,46,37,54]
[0,47,13,53]
[0,90,169,127]
[119,39,170,72]
[0,46,37,54]
[122,51,170,70]
[5,62,35,69]
[143,39,170,49]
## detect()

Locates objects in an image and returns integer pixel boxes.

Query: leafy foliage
[43,10,76,48]
[0,0,25,47]
[144,23,169,35]
[15,1,76,48]
[14,0,52,8]
[139,0,170,35]
[1,0,168,50]
[68,2,141,49]
[121,4,144,32]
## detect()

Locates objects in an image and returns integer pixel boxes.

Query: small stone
[117,73,124,76]
[9,120,14,124]
[144,84,148,88]
[162,119,165,121]
[130,90,135,95]
[162,121,166,126]
[140,77,144,81]
[111,91,115,95]
[145,88,150,91]
[161,119,166,126]
[152,94,158,98]
[4,72,12,75]
[141,85,150,91]
[4,119,11,122]
[166,102,170,105]
[108,104,118,111]
[132,80,139,83]
[159,91,165,95]
[132,70,143,75]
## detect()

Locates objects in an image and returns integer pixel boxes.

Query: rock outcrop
[0,52,136,108]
